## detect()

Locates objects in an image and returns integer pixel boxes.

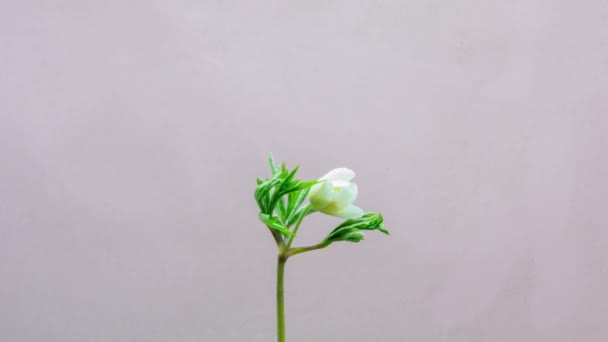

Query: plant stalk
[276,255,287,342]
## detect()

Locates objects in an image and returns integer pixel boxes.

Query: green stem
[285,206,311,250]
[286,241,331,258]
[276,255,287,342]
[270,228,284,248]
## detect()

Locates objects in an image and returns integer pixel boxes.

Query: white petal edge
[331,180,351,189]
[319,168,355,182]
[334,205,364,219]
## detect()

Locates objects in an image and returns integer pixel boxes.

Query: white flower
[308,168,364,219]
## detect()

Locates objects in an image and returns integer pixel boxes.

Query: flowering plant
[255,156,389,342]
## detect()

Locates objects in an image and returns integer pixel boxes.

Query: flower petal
[322,183,358,213]
[331,180,351,189]
[308,181,333,210]
[319,168,355,182]
[334,205,364,219]
[334,183,358,205]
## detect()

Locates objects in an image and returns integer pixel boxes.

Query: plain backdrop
[1,1,607,341]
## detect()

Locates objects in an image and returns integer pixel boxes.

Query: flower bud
[308,168,364,219]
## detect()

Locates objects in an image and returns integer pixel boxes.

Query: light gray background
[1,1,607,341]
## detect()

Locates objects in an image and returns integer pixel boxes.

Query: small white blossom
[308,168,364,219]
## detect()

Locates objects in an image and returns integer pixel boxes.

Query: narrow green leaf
[286,191,299,214]
[289,180,319,193]
[277,196,287,221]
[259,213,293,237]
[269,154,279,175]
[254,172,283,214]
[286,199,313,229]
[292,187,310,211]
[283,165,299,185]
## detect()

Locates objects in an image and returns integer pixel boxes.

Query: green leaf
[277,196,287,220]
[286,191,299,215]
[268,154,279,175]
[254,171,283,213]
[289,180,319,193]
[259,213,293,237]
[255,155,319,242]
[284,188,308,222]
[266,165,316,217]
[283,165,299,185]
[286,201,313,227]
[324,212,389,244]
